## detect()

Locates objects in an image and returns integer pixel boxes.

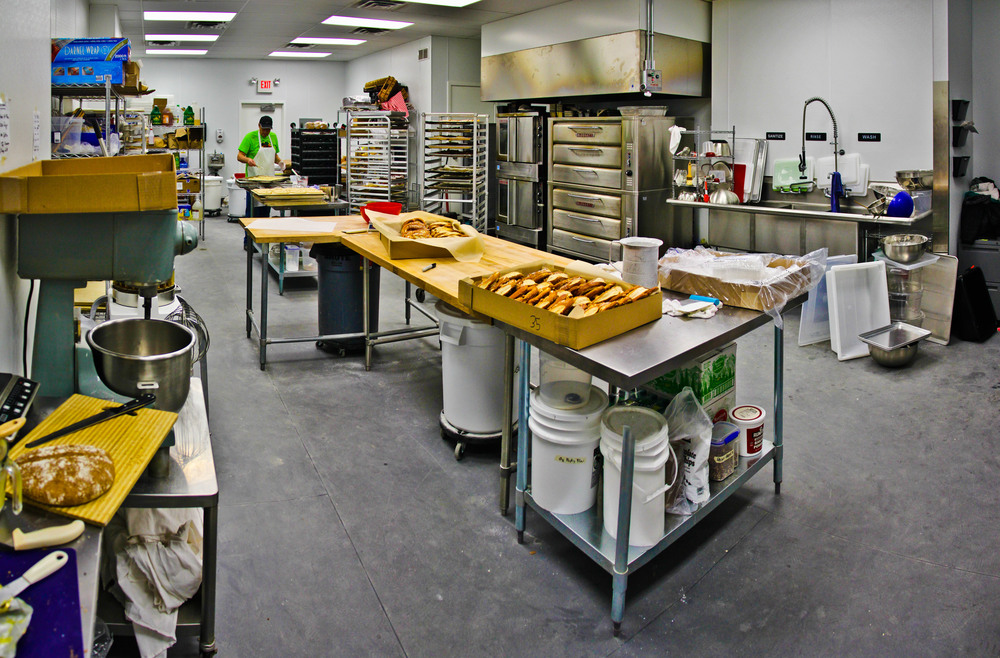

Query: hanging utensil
[24,394,155,449]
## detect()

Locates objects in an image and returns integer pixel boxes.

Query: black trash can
[310,243,380,353]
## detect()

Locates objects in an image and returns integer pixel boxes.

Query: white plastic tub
[538,351,593,409]
[436,301,512,434]
[529,386,607,433]
[227,179,247,219]
[203,175,224,213]
[827,261,891,360]
[529,416,601,514]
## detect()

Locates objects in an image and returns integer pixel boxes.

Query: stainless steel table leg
[499,334,515,515]
[405,281,411,325]
[515,341,530,541]
[200,505,218,656]
[611,424,635,636]
[278,242,286,296]
[245,232,253,338]
[259,243,269,371]
[363,257,372,371]
[773,321,784,494]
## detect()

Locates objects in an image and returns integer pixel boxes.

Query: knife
[24,393,156,449]
[0,551,68,607]
[0,520,84,551]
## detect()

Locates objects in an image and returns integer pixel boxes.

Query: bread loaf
[16,444,115,507]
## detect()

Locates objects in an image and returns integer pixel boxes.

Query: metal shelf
[345,109,409,213]
[420,113,488,232]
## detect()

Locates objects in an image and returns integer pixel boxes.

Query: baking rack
[345,109,409,213]
[420,113,489,232]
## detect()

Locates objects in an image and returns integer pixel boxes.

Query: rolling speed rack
[345,109,409,213]
[421,113,488,232]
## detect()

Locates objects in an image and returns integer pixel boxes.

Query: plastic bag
[663,387,713,516]
[657,246,827,328]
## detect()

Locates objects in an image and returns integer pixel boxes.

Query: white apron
[248,130,276,177]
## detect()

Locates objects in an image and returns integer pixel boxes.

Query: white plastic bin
[203,175,224,213]
[436,301,513,434]
[227,179,247,218]
[538,351,592,409]
[529,416,601,514]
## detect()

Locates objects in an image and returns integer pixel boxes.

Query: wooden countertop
[341,228,572,313]
[240,215,368,245]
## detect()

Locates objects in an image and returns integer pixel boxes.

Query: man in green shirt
[237,116,284,216]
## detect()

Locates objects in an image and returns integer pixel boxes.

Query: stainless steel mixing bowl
[869,342,919,367]
[882,234,929,263]
[86,318,196,412]
[895,169,934,191]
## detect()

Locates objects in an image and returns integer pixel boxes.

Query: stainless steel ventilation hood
[481,30,707,101]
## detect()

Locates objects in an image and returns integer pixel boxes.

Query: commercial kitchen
[0,0,998,655]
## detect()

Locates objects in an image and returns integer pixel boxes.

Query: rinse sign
[257,79,274,94]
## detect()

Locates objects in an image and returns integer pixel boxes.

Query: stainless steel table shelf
[495,298,802,634]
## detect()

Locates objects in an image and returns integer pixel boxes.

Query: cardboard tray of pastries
[367,210,484,262]
[459,260,661,349]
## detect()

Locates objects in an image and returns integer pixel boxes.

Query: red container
[233,172,246,180]
[360,202,402,223]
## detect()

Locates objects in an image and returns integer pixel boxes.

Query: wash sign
[257,79,274,94]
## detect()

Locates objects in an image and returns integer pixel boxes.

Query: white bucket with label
[203,175,224,213]
[600,406,674,546]
[529,386,608,433]
[528,415,602,515]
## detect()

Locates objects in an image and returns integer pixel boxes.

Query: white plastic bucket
[600,406,672,546]
[529,386,608,433]
[538,351,593,409]
[436,301,513,434]
[227,179,247,218]
[528,416,601,514]
[203,175,224,213]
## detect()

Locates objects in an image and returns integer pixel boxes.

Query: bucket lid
[711,421,739,446]
[435,299,489,327]
[528,415,601,446]
[530,386,608,425]
[731,405,764,423]
[600,405,668,450]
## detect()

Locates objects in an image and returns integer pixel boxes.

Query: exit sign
[257,79,274,94]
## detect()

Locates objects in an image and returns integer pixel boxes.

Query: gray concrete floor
[149,216,999,656]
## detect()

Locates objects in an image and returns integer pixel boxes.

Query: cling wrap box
[52,38,131,62]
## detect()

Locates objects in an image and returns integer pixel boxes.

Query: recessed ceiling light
[322,15,413,29]
[269,51,332,58]
[145,49,209,56]
[399,0,480,5]
[291,37,366,46]
[145,34,219,42]
[143,11,237,22]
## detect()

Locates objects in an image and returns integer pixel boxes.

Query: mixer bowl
[882,234,929,263]
[86,318,196,412]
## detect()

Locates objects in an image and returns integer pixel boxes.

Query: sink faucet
[800,96,846,212]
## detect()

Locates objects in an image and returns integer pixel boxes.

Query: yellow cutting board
[8,395,177,526]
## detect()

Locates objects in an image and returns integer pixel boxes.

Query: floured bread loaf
[16,444,115,507]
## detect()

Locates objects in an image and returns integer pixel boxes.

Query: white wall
[50,0,87,37]
[480,0,711,57]
[712,0,934,183]
[87,2,121,38]
[1,0,51,374]
[138,59,348,181]
[972,0,1000,181]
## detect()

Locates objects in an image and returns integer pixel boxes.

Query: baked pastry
[398,217,465,239]
[477,268,659,316]
[16,444,115,507]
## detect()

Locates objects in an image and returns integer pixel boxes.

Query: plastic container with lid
[709,421,739,481]
[731,404,765,457]
[538,351,593,409]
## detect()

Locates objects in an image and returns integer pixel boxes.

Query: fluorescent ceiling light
[145,49,208,56]
[399,0,480,5]
[269,51,332,58]
[145,34,219,42]
[291,37,366,46]
[322,15,413,29]
[143,11,237,22]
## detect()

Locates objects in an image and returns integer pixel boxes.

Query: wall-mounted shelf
[954,155,970,178]
[953,125,971,148]
[952,99,970,122]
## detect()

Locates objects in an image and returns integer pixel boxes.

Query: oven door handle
[566,193,605,203]
[565,213,602,223]
[568,126,605,132]
[570,235,597,244]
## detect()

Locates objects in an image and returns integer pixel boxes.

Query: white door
[239,102,286,162]
[448,84,493,121]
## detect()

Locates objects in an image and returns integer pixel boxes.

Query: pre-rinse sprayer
[800,96,846,212]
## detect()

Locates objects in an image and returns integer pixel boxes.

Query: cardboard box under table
[645,343,737,423]
[459,260,662,350]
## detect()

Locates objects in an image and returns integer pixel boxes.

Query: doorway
[239,101,286,162]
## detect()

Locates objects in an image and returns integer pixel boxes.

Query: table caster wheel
[415,288,426,303]
[454,442,466,460]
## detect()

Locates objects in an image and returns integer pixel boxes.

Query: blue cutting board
[0,548,83,657]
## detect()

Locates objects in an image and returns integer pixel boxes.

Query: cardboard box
[175,127,204,150]
[52,61,122,85]
[51,38,130,63]
[122,61,140,87]
[370,211,483,262]
[458,260,662,349]
[0,154,177,214]
[176,173,201,195]
[645,343,737,423]
[659,250,820,312]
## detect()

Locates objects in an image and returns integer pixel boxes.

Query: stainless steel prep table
[495,297,804,633]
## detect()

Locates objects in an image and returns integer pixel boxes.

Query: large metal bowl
[86,318,196,412]
[869,342,919,367]
[882,234,929,263]
[895,169,934,191]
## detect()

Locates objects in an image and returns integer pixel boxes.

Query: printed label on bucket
[555,455,587,464]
